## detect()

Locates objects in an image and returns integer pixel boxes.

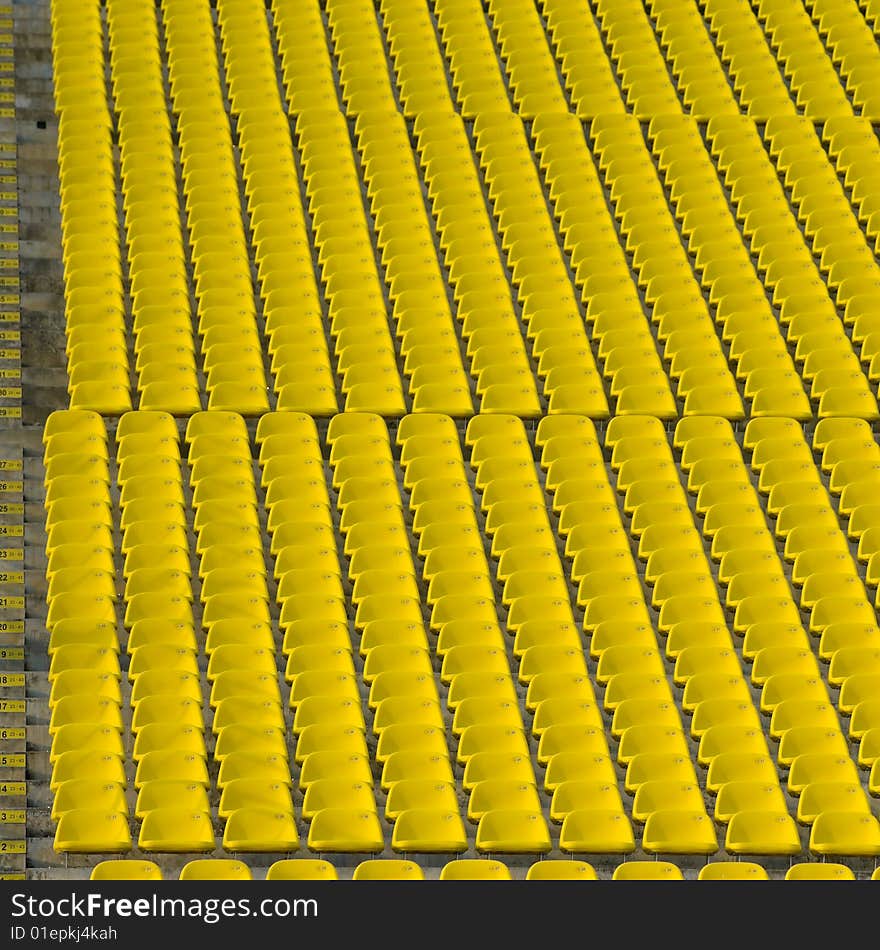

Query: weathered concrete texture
[18,208,55,230]
[20,344,66,433]
[18,222,50,242]
[24,450,51,867]
[21,366,65,396]
[16,155,58,182]
[20,314,59,375]
[16,0,67,429]
[13,0,66,877]
[20,265,61,290]
[18,182,60,205]
[18,424,41,455]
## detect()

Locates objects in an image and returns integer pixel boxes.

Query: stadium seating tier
[38,0,880,879]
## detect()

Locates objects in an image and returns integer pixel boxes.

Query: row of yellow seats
[118,106,194,415]
[590,114,743,419]
[823,117,880,256]
[750,0,855,119]
[44,411,122,678]
[50,0,104,111]
[322,413,469,854]
[294,109,404,416]
[433,0,513,116]
[162,0,269,415]
[705,115,878,421]
[702,0,799,121]
[352,111,474,415]
[44,411,121,795]
[255,411,384,852]
[52,2,130,414]
[483,0,569,117]
[380,0,457,116]
[215,0,339,416]
[325,0,397,115]
[805,0,880,117]
[413,112,552,415]
[466,414,673,855]
[58,108,128,416]
[42,409,131,853]
[591,0,685,118]
[235,104,336,416]
[762,115,880,388]
[466,111,610,416]
[673,414,880,853]
[643,115,811,420]
[530,114,676,417]
[88,856,880,880]
[110,0,201,415]
[394,412,554,854]
[602,415,807,855]
[271,0,339,113]
[642,0,744,120]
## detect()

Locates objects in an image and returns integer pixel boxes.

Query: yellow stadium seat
[54,811,132,854]
[307,809,385,853]
[385,780,459,823]
[630,778,704,824]
[391,809,468,853]
[90,861,163,881]
[698,861,769,881]
[788,753,861,796]
[179,860,252,881]
[724,811,802,856]
[713,781,788,825]
[475,810,551,854]
[301,779,376,823]
[559,810,635,855]
[222,809,300,852]
[138,809,215,852]
[612,861,684,881]
[439,859,512,880]
[353,860,425,881]
[705,752,779,794]
[785,863,855,881]
[526,860,597,880]
[266,860,339,881]
[624,751,699,795]
[52,779,127,823]
[810,813,880,857]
